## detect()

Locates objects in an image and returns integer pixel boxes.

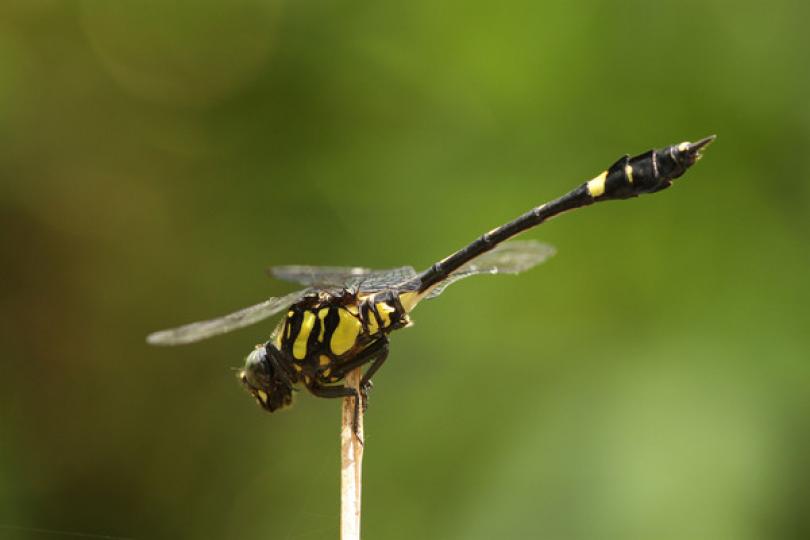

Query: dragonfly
[147,136,715,431]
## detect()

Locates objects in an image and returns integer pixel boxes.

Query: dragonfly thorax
[237,288,412,415]
[273,290,409,376]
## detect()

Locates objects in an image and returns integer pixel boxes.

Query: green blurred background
[1,1,808,539]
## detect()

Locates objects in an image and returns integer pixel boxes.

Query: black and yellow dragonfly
[147,136,714,428]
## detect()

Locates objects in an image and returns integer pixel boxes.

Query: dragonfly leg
[331,336,388,379]
[358,339,389,412]
[331,337,390,412]
[306,380,363,440]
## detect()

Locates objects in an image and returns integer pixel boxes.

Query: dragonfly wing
[269,265,374,287]
[425,240,555,299]
[270,264,417,290]
[146,288,310,346]
[354,266,417,292]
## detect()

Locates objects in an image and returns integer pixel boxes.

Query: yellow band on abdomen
[586,171,607,197]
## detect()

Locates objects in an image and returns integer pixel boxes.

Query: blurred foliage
[1,1,808,539]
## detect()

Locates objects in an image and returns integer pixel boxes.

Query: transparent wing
[146,289,310,346]
[354,266,418,292]
[425,240,555,299]
[270,265,416,290]
[270,265,374,287]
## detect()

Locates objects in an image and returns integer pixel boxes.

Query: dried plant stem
[340,368,364,540]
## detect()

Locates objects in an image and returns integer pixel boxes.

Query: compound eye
[245,346,266,371]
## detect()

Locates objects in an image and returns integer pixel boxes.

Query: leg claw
[360,380,374,412]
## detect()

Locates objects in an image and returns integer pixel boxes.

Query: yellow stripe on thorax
[293,311,316,360]
[317,308,329,342]
[331,307,362,356]
[285,311,293,340]
[376,302,395,328]
[367,313,379,335]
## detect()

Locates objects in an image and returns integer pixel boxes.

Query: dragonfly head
[239,344,293,412]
